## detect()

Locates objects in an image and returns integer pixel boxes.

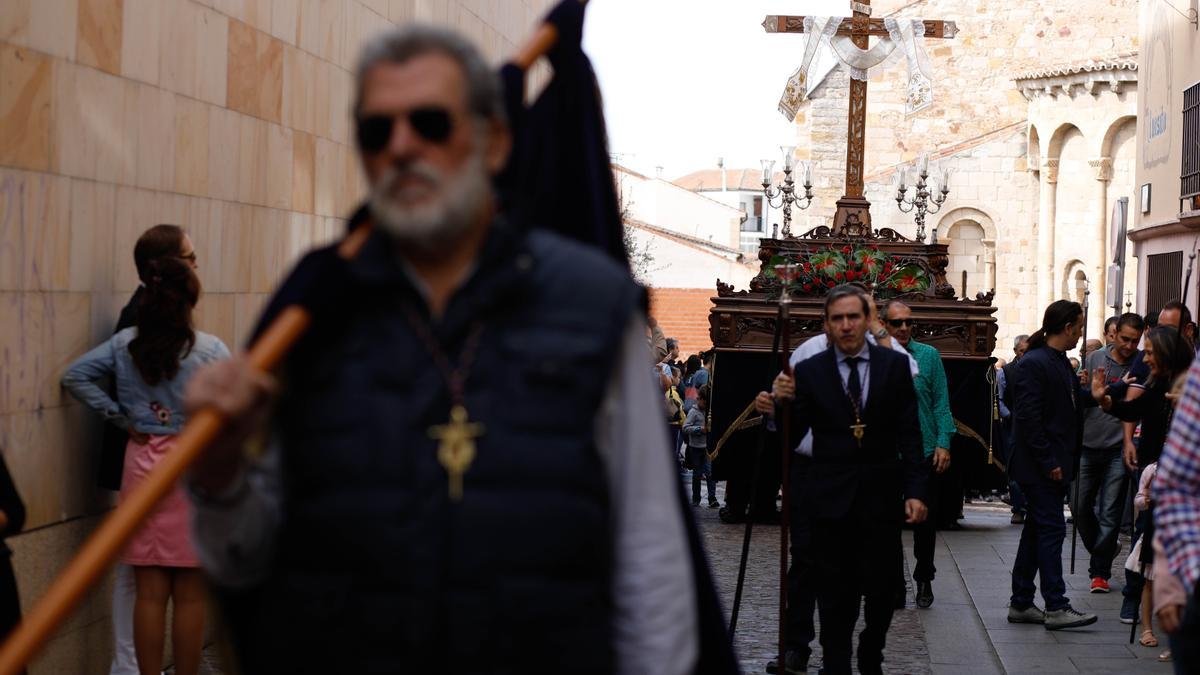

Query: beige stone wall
[858,0,1138,172]
[0,0,554,671]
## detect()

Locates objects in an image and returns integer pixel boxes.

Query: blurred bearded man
[182,25,703,674]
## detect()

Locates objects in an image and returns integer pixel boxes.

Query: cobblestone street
[694,482,932,675]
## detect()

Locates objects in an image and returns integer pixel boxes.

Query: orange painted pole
[0,13,565,672]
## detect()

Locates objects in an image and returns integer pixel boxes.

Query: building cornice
[1014,53,1138,101]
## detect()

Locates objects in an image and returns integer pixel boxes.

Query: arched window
[945,220,988,298]
[1061,260,1089,304]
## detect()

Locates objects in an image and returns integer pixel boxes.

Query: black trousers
[785,458,816,662]
[812,507,901,674]
[913,457,939,583]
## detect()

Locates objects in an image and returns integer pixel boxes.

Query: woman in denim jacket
[62,257,229,675]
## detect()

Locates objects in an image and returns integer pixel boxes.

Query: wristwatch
[874,327,889,339]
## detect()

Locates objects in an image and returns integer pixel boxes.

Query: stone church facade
[787,0,1139,358]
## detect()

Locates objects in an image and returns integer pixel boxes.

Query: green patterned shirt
[904,340,956,457]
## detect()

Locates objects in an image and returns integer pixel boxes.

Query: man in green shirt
[885,301,956,608]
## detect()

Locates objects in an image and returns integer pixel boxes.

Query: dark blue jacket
[224,219,643,674]
[1009,344,1090,485]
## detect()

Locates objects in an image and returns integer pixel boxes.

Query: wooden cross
[763,1,958,234]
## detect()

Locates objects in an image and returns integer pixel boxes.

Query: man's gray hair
[823,284,870,318]
[354,24,506,123]
[1013,334,1029,349]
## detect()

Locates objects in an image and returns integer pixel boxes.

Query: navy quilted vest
[229,220,641,674]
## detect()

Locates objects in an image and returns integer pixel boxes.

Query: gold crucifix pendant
[850,418,866,448]
[428,405,485,502]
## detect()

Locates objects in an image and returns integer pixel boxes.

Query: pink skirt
[120,435,200,568]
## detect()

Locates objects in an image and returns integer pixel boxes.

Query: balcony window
[1184,81,1200,209]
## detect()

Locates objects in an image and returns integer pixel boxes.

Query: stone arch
[939,207,997,298]
[1098,114,1137,159]
[936,206,997,241]
[1046,121,1083,162]
[945,219,993,297]
[1061,260,1090,303]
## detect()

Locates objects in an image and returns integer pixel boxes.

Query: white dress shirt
[789,333,916,456]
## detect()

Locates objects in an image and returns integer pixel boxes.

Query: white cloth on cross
[776,17,936,121]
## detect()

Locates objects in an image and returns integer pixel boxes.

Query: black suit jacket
[789,343,927,521]
[1009,344,1090,485]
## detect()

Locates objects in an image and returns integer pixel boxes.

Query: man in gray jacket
[1076,312,1143,593]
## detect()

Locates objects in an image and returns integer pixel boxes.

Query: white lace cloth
[777,17,935,120]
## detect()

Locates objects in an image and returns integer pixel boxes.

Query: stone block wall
[0,1,555,671]
[863,126,1038,361]
[859,0,1137,172]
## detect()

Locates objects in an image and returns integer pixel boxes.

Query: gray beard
[369,153,492,257]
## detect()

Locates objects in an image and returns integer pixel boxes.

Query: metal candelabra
[895,155,950,243]
[762,145,814,239]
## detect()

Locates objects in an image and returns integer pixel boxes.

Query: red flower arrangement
[766,245,930,298]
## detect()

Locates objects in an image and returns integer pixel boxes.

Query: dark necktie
[845,356,863,408]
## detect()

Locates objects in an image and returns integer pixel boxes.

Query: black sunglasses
[355,107,454,152]
[887,318,914,327]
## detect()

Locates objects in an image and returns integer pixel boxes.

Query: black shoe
[718,507,744,524]
[708,499,720,508]
[894,590,907,609]
[916,580,934,608]
[765,650,806,674]
[691,500,701,507]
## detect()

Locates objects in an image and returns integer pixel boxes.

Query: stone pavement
[188,484,1174,674]
[694,477,1176,674]
[927,504,1174,675]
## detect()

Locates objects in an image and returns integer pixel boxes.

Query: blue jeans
[1011,481,1069,611]
[1074,445,1129,579]
[685,446,716,503]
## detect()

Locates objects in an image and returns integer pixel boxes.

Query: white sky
[582,0,853,180]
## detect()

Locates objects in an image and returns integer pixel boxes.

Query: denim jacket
[61,328,230,435]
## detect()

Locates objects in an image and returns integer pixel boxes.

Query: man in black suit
[1007,299,1098,630]
[759,284,929,675]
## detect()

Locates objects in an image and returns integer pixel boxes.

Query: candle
[919,154,929,175]
[803,161,812,186]
[761,159,776,185]
[781,145,796,170]
[941,168,950,189]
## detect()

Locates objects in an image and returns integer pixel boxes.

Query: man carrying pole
[180,21,712,675]
[758,285,928,675]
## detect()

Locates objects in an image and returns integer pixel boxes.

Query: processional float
[710,3,998,669]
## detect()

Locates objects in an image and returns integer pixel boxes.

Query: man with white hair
[183,25,701,674]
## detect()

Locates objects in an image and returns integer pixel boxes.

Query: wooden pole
[0,12,567,671]
[777,296,793,674]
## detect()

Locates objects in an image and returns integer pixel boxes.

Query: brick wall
[648,287,717,357]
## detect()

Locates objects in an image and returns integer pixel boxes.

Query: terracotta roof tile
[672,168,785,192]
[1012,52,1138,81]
